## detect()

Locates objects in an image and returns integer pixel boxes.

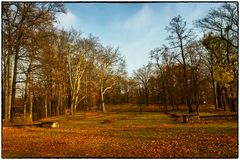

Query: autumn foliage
[2,112,238,158]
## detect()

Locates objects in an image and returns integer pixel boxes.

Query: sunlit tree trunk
[11,45,21,120]
[100,82,112,113]
[44,95,48,118]
[101,86,106,113]
[7,48,13,121]
[29,68,33,122]
[2,48,6,119]
[56,85,61,116]
[84,80,88,111]
[4,53,9,121]
[68,49,88,115]
[23,73,28,121]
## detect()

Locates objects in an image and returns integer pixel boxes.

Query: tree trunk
[23,73,29,122]
[44,96,48,118]
[70,89,75,115]
[2,75,4,119]
[29,68,33,122]
[11,46,20,120]
[223,88,234,112]
[56,85,61,116]
[145,87,149,106]
[216,83,222,109]
[196,93,200,115]
[170,88,175,111]
[7,49,13,121]
[4,58,9,121]
[101,86,106,112]
[2,47,7,120]
[74,95,78,114]
[63,85,67,115]
[23,101,27,122]
[224,90,231,111]
[85,81,88,111]
[196,100,199,115]
[229,97,235,112]
[60,85,63,115]
[48,101,52,117]
[100,82,108,113]
[222,91,226,111]
[179,38,193,113]
[70,99,74,115]
[213,81,219,110]
[161,80,167,111]
[228,88,236,112]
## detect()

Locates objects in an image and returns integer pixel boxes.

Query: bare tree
[150,46,175,111]
[166,15,195,113]
[2,2,65,121]
[195,3,238,49]
[133,63,153,107]
[64,31,98,115]
[94,46,126,112]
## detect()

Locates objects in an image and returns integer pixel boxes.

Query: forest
[2,2,238,122]
[1,2,238,158]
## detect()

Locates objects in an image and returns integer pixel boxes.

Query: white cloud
[109,5,165,75]
[105,3,219,75]
[55,10,79,30]
[122,5,154,31]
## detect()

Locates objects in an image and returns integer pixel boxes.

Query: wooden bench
[199,115,237,121]
[183,114,237,123]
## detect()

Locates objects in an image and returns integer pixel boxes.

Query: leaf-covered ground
[2,112,238,158]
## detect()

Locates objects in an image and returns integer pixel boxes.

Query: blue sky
[55,2,223,75]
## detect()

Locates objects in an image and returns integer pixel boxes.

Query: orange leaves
[2,112,238,158]
[2,126,238,158]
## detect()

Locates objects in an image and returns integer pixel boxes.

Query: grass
[2,111,238,158]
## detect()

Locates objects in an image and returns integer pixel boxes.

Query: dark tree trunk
[216,84,222,109]
[223,88,235,112]
[145,87,149,106]
[222,91,226,111]
[229,88,236,112]
[179,38,193,113]
[213,81,219,110]
[11,46,20,120]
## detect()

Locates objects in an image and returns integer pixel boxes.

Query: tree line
[133,2,238,114]
[2,2,238,122]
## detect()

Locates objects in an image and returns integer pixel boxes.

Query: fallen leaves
[2,112,238,158]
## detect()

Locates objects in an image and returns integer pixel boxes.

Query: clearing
[2,111,238,158]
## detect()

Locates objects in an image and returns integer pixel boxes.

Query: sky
[55,2,223,76]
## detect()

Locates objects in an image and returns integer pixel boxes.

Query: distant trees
[133,64,153,107]
[2,2,237,122]
[150,46,175,111]
[133,2,238,113]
